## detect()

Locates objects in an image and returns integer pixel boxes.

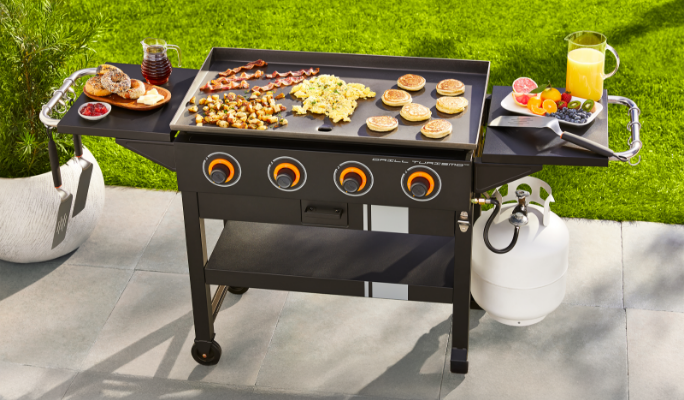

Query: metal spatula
[71,134,92,217]
[489,116,616,158]
[47,127,73,249]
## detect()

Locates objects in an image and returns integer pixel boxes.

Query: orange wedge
[543,99,558,114]
[527,97,545,116]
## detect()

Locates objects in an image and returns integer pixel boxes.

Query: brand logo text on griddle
[372,158,464,167]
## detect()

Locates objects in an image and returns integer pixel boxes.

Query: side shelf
[205,221,455,303]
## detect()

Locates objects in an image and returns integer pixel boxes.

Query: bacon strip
[252,76,307,92]
[200,71,263,92]
[266,68,320,79]
[200,80,250,92]
[218,59,267,77]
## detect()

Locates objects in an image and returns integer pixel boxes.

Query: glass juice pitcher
[141,38,181,85]
[565,31,619,101]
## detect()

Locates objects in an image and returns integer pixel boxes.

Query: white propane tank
[471,177,569,326]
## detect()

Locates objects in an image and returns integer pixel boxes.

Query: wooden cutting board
[83,82,171,111]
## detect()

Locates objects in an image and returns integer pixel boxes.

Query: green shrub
[0,0,102,178]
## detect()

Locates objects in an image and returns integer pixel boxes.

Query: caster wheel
[228,286,249,295]
[191,341,222,366]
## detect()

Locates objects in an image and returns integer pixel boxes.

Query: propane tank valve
[472,189,530,254]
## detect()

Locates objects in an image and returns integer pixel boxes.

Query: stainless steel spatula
[47,127,73,249]
[489,116,616,158]
[71,134,92,217]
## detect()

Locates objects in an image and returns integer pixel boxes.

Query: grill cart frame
[42,49,641,374]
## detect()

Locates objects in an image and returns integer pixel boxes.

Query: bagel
[382,89,412,107]
[96,64,123,76]
[436,96,468,114]
[397,74,426,91]
[400,103,431,121]
[421,119,452,138]
[118,79,146,100]
[436,79,465,96]
[366,116,398,132]
[84,75,112,97]
[101,69,131,94]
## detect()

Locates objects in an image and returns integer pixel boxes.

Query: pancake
[84,75,112,97]
[436,79,465,96]
[436,96,468,114]
[397,74,426,91]
[400,103,431,121]
[421,119,452,138]
[366,116,398,132]
[382,89,412,107]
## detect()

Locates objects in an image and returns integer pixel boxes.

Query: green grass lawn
[68,0,684,223]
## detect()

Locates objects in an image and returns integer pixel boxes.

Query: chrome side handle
[40,68,98,128]
[607,95,642,165]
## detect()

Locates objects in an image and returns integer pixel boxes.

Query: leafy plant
[0,0,102,178]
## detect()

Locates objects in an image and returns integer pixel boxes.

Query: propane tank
[471,177,569,326]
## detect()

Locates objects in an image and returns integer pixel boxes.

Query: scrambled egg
[290,75,375,123]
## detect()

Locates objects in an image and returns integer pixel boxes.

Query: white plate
[501,91,603,127]
[78,102,111,121]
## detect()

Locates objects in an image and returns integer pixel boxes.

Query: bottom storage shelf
[205,221,456,303]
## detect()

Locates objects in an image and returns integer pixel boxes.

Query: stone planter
[0,147,105,263]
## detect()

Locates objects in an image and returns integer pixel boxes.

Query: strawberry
[557,101,567,110]
[561,91,572,104]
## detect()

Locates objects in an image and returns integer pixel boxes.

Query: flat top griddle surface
[171,48,489,150]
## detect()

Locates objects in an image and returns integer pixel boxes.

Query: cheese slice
[137,89,164,105]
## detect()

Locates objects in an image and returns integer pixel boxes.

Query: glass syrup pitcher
[565,31,619,102]
[141,38,181,85]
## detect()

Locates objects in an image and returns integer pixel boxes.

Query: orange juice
[566,48,604,101]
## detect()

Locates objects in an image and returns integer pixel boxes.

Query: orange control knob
[406,171,434,198]
[339,167,367,192]
[273,163,300,188]
[208,159,235,184]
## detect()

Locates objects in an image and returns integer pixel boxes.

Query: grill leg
[183,191,221,365]
[451,204,473,374]
[222,220,250,295]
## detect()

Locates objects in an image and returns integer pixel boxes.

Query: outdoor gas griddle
[41,48,642,373]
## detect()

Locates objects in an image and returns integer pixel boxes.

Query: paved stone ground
[0,186,682,400]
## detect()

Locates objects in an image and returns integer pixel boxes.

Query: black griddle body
[55,53,609,375]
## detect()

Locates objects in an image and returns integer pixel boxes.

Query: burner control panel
[179,141,471,211]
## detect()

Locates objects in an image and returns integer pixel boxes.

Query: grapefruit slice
[511,92,537,107]
[512,77,538,94]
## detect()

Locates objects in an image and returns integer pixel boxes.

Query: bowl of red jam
[78,102,111,120]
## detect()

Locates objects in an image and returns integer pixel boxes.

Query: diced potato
[199,98,207,105]
[188,106,198,113]
[189,96,196,104]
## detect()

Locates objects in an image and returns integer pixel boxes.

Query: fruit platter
[501,77,603,127]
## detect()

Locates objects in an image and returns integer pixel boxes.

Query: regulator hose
[483,199,520,254]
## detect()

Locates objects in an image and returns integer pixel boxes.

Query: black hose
[483,200,520,254]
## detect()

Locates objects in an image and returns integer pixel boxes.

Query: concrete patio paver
[440,305,628,400]
[0,262,131,370]
[0,361,76,400]
[81,271,288,387]
[135,193,224,274]
[564,219,623,308]
[65,187,175,270]
[623,221,684,312]
[627,308,684,400]
[255,292,452,400]
[62,370,254,400]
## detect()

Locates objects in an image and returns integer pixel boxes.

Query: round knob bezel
[333,161,373,197]
[400,166,441,202]
[267,156,307,192]
[202,152,241,187]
